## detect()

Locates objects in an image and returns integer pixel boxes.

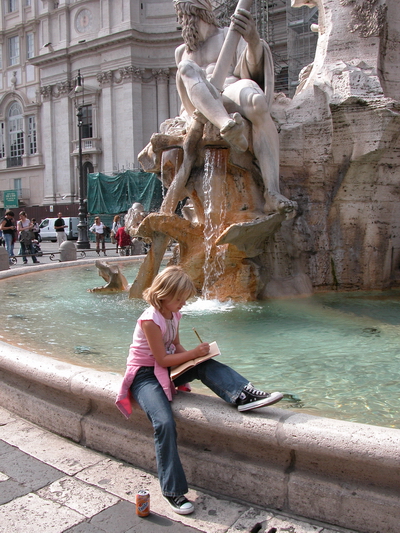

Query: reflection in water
[1,263,400,429]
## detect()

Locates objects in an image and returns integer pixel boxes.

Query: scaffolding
[213,0,318,97]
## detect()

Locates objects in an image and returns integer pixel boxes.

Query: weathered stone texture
[270,0,400,293]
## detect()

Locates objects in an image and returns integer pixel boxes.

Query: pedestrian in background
[54,212,67,247]
[111,215,122,252]
[115,225,132,256]
[31,218,40,241]
[0,210,16,263]
[89,216,107,256]
[17,211,40,264]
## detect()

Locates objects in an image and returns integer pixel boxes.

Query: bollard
[59,240,77,262]
[0,246,10,270]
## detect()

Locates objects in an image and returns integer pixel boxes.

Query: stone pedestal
[136,124,288,301]
[0,247,10,270]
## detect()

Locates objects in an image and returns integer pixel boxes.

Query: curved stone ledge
[1,340,399,532]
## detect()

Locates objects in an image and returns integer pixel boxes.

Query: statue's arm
[231,9,264,78]
[175,45,197,116]
[175,43,185,67]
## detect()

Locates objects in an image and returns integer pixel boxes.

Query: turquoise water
[1,263,400,429]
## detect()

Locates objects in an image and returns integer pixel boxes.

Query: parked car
[39,217,79,242]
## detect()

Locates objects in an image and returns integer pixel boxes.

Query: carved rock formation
[89,260,129,292]
[271,0,400,292]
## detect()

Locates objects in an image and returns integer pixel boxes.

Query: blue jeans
[20,241,39,263]
[3,233,14,258]
[131,359,247,496]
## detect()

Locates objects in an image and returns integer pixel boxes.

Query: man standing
[174,0,296,215]
[54,212,67,246]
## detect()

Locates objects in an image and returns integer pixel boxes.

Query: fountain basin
[0,259,399,533]
[0,339,399,533]
[2,260,400,429]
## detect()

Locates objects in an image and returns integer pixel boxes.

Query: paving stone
[0,406,16,425]
[0,492,85,533]
[226,507,274,532]
[37,476,120,518]
[0,441,63,490]
[76,458,247,532]
[0,477,32,505]
[0,418,104,475]
[64,522,105,533]
[0,439,14,455]
[265,514,324,532]
[68,500,202,533]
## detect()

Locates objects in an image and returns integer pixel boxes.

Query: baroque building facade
[0,0,181,211]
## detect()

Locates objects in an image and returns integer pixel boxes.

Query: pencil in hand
[193,327,203,343]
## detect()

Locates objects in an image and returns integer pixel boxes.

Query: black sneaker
[236,383,283,412]
[163,495,194,515]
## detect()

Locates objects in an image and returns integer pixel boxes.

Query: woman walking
[17,211,40,264]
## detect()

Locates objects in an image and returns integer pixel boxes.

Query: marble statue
[130,0,298,301]
[173,0,296,215]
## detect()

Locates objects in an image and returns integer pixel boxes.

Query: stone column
[40,85,56,204]
[132,69,145,163]
[97,71,114,173]
[154,68,170,126]
[98,0,111,37]
[53,79,74,197]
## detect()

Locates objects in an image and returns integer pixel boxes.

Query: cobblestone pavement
[0,407,359,533]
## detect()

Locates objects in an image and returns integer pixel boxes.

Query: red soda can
[136,490,150,517]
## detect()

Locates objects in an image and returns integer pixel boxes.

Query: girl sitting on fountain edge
[116,265,283,515]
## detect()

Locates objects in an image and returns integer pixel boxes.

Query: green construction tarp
[87,170,163,215]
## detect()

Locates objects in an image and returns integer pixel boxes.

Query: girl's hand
[196,342,210,357]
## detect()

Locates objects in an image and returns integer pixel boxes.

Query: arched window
[8,102,24,166]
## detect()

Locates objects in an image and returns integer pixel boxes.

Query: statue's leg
[178,60,247,152]
[223,81,297,215]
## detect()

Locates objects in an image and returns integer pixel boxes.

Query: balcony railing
[7,156,23,168]
[18,188,31,200]
[72,137,102,155]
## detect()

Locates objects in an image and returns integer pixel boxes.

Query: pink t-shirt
[115,306,181,418]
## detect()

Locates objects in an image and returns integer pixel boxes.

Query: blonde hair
[143,266,196,310]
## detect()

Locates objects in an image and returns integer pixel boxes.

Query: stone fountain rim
[1,255,399,432]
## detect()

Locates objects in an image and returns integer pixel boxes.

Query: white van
[39,217,79,241]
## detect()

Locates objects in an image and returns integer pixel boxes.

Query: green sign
[3,190,19,208]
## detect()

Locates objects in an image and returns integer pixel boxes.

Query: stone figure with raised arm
[174,0,297,215]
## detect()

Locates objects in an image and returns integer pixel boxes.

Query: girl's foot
[163,495,194,515]
[236,383,283,412]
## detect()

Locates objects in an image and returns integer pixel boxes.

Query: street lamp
[74,69,90,249]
